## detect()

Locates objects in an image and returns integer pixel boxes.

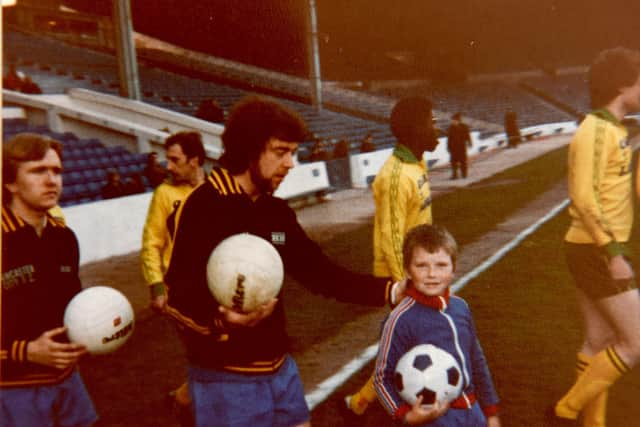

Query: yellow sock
[348,375,377,415]
[174,381,191,406]
[555,347,628,420]
[576,353,607,427]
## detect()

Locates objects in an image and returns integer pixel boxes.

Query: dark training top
[165,167,393,375]
[1,207,81,387]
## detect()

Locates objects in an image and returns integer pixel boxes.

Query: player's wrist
[601,241,629,260]
[395,404,412,424]
[24,340,34,363]
[150,282,166,298]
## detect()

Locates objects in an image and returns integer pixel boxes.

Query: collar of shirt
[592,108,621,126]
[393,144,421,164]
[406,286,450,310]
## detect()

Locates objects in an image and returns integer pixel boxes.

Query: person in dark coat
[446,112,472,179]
[504,110,522,148]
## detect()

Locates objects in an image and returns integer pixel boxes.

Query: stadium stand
[2,117,152,206]
[519,72,590,118]
[3,21,587,197]
[372,80,578,129]
[4,27,587,147]
[4,30,396,157]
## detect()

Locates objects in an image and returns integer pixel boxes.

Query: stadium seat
[87,182,101,199]
[63,171,83,186]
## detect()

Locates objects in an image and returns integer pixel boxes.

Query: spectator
[195,98,225,124]
[143,152,167,188]
[3,64,24,91]
[124,172,146,195]
[309,138,331,161]
[446,112,472,179]
[360,133,376,153]
[101,169,127,200]
[504,110,522,148]
[332,138,350,158]
[20,75,42,95]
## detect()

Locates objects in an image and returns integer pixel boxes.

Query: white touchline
[451,198,570,294]
[305,198,570,410]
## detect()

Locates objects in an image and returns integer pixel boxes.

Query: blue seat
[60,184,80,203]
[64,159,79,172]
[107,145,128,155]
[116,165,129,176]
[59,186,78,205]
[60,131,79,142]
[84,138,104,149]
[74,159,90,171]
[63,171,83,186]
[87,182,101,199]
[73,183,90,199]
[82,170,98,182]
[85,157,101,169]
[121,153,137,166]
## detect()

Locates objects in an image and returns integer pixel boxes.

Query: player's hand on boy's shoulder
[404,396,449,425]
[487,415,501,427]
[27,326,87,370]
[218,298,278,328]
[392,278,410,306]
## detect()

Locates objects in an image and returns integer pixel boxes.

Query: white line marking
[305,344,379,409]
[305,198,570,410]
[452,198,569,293]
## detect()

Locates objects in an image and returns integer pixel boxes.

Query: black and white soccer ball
[394,344,463,406]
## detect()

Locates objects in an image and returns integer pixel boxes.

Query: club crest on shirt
[2,264,35,290]
[271,232,286,246]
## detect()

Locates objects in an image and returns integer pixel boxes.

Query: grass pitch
[462,205,640,427]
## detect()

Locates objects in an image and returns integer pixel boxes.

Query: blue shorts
[427,402,486,427]
[0,370,97,427]
[188,355,310,427]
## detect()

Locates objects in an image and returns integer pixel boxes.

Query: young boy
[374,224,501,426]
[346,96,438,416]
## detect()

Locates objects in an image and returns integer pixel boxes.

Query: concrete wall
[61,161,330,266]
[64,194,152,266]
[348,122,578,188]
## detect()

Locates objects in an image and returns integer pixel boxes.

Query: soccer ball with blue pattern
[394,344,463,406]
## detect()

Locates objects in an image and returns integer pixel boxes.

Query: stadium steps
[3,30,397,160]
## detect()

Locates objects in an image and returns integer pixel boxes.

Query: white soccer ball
[394,344,463,406]
[206,233,284,313]
[63,286,135,355]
